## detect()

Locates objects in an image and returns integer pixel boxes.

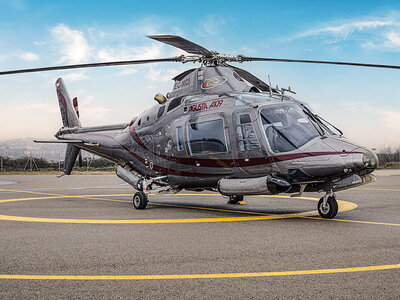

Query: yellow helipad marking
[0,193,357,224]
[302,216,400,227]
[0,214,295,224]
[0,264,399,280]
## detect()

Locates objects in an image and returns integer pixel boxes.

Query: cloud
[363,30,400,51]
[96,43,162,61]
[119,68,138,76]
[62,72,90,81]
[33,41,46,46]
[74,94,109,125]
[51,24,91,63]
[145,66,186,84]
[18,52,39,61]
[197,15,226,37]
[294,20,394,40]
[291,13,400,52]
[47,22,183,75]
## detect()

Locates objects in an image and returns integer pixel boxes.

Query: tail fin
[56,78,81,128]
[56,78,82,175]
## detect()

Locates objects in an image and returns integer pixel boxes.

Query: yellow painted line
[302,216,400,227]
[0,214,296,223]
[0,195,72,203]
[0,188,63,196]
[0,264,399,280]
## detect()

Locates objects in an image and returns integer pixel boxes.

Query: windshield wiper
[302,107,325,136]
[314,114,343,136]
[260,114,297,150]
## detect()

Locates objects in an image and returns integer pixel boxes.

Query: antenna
[268,75,272,96]
[281,86,296,95]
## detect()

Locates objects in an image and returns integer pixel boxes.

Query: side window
[188,119,227,155]
[176,126,184,151]
[157,105,165,119]
[167,96,183,112]
[236,114,260,151]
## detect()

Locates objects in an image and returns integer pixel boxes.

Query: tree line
[0,156,115,172]
[377,146,400,168]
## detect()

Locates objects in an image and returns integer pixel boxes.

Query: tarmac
[0,171,399,299]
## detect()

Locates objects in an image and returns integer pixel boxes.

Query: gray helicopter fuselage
[57,67,377,194]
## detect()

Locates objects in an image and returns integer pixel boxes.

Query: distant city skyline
[0,0,400,149]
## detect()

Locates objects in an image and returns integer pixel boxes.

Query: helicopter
[4,34,398,219]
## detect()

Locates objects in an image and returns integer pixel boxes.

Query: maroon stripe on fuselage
[129,125,147,150]
[157,151,363,168]
[121,145,226,177]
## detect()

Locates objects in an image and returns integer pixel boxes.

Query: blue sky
[0,0,400,149]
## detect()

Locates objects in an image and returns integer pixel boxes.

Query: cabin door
[233,110,272,175]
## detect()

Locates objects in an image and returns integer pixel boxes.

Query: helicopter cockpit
[260,103,323,153]
[234,93,334,153]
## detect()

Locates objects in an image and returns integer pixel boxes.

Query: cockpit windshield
[260,103,322,153]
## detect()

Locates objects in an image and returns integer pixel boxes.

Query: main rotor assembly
[1,34,400,77]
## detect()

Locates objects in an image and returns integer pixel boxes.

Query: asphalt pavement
[0,172,399,299]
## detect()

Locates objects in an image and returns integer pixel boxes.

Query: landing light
[362,151,378,168]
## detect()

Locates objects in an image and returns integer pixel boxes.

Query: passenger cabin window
[157,105,165,119]
[236,114,260,151]
[176,126,184,151]
[167,96,183,112]
[188,119,227,155]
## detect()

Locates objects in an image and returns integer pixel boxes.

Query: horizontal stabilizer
[76,123,129,133]
[34,139,83,144]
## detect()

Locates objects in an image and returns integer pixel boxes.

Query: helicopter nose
[351,148,378,174]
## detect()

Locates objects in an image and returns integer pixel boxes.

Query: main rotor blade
[148,35,213,57]
[0,57,182,76]
[225,63,276,92]
[241,56,400,70]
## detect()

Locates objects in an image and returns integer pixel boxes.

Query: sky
[0,0,400,150]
